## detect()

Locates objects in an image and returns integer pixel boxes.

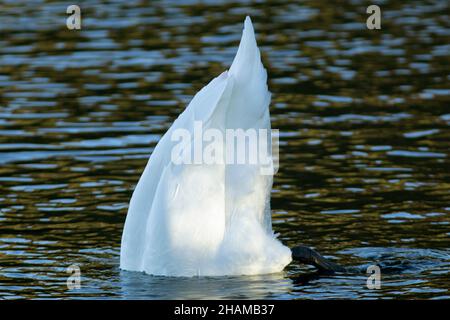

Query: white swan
[120,16,292,277]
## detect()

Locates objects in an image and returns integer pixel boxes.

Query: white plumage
[120,16,292,276]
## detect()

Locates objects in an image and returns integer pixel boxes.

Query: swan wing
[120,17,291,276]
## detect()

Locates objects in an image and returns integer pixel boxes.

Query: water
[0,0,449,299]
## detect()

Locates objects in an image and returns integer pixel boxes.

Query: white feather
[120,16,292,276]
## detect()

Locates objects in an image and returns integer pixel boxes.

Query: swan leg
[291,245,347,273]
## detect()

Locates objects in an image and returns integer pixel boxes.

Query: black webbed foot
[291,245,349,274]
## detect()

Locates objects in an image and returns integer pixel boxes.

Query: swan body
[120,17,292,277]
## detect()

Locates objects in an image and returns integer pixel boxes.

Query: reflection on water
[0,0,449,299]
[117,271,294,300]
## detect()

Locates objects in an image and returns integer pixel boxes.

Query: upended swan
[120,17,344,277]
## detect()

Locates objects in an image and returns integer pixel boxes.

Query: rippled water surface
[0,0,449,299]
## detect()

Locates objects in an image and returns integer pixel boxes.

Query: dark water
[0,0,449,299]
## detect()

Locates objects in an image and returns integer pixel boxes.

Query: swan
[120,16,291,277]
[120,16,346,277]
